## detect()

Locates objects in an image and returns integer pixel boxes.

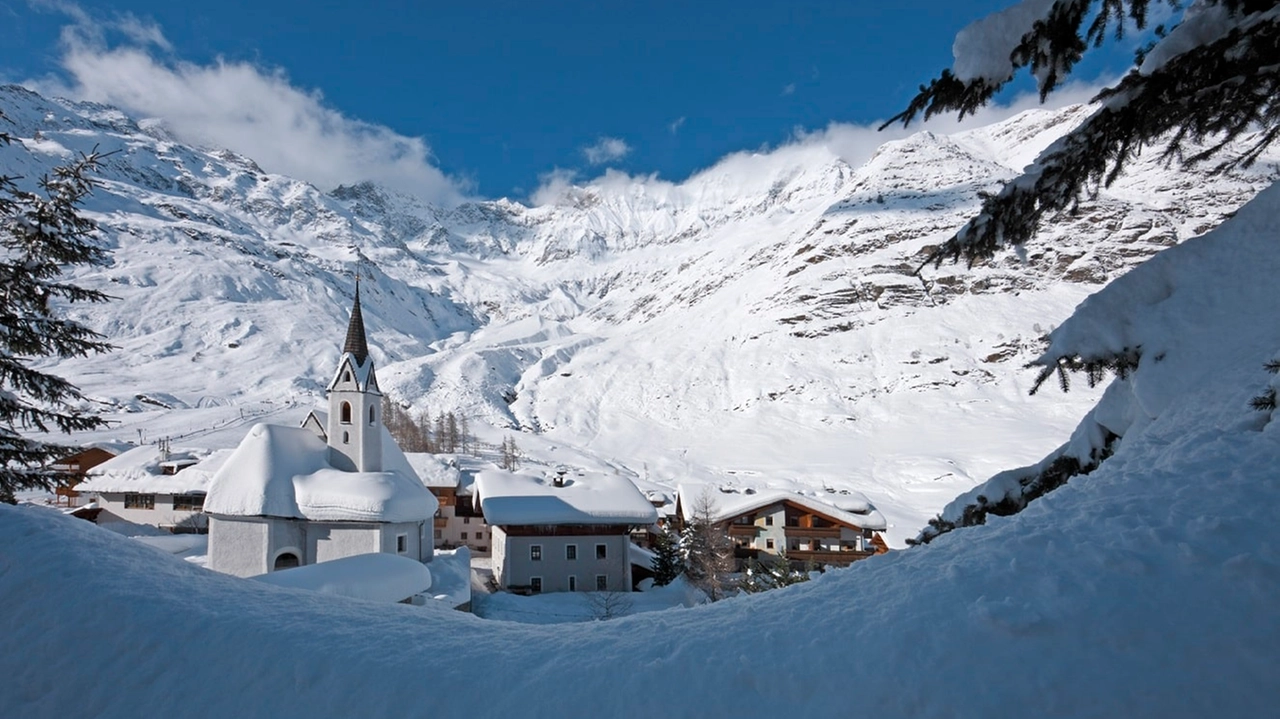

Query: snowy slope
[4,184,1280,714]
[4,84,1278,542]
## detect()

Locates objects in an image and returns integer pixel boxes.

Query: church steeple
[325,277,382,473]
[343,279,370,366]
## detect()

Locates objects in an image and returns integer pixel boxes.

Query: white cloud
[532,79,1112,207]
[31,6,467,206]
[669,116,686,135]
[781,83,796,96]
[528,168,580,206]
[582,137,631,165]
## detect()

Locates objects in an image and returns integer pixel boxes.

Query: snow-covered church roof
[204,423,437,523]
[474,468,658,526]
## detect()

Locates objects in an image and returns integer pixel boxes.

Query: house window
[173,494,204,511]
[530,577,542,593]
[461,532,468,540]
[530,544,542,561]
[595,544,607,560]
[568,576,577,592]
[123,493,155,510]
[733,515,753,525]
[766,538,775,549]
[566,544,578,560]
[765,516,774,526]
[342,431,349,444]
[434,529,442,539]
[596,575,608,591]
[396,534,407,553]
[476,532,484,540]
[340,402,352,424]
[463,517,470,524]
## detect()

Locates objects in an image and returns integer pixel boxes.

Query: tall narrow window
[342,431,349,444]
[368,406,376,425]
[530,577,542,593]
[566,544,577,560]
[530,545,542,561]
[340,402,352,424]
[568,576,577,592]
[596,575,608,591]
[595,544,607,560]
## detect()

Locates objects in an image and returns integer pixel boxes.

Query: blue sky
[0,1,1139,203]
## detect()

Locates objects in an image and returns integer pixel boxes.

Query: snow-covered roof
[252,552,431,603]
[204,423,437,523]
[474,468,658,526]
[676,483,887,531]
[75,445,224,495]
[404,453,463,488]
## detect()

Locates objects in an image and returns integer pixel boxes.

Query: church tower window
[340,402,352,424]
[369,406,376,425]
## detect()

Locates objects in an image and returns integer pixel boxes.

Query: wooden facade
[50,447,118,506]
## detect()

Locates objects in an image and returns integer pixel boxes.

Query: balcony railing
[783,549,875,566]
[728,524,760,537]
[783,525,841,538]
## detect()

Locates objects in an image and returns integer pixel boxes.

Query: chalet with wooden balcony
[49,443,129,507]
[676,484,889,569]
[474,467,658,594]
[406,453,493,554]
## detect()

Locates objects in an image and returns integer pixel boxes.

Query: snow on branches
[887,0,1280,269]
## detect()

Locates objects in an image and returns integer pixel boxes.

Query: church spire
[343,278,370,365]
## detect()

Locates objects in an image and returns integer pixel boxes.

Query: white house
[475,468,658,593]
[75,445,232,532]
[204,284,438,577]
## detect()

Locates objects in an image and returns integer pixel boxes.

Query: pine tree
[888,1,1279,270]
[650,524,684,587]
[0,135,112,503]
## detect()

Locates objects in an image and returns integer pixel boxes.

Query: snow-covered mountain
[4,84,1277,543]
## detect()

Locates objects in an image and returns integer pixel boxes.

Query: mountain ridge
[4,83,1277,543]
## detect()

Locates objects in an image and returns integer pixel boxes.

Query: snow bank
[474,468,657,525]
[204,423,437,522]
[252,552,431,603]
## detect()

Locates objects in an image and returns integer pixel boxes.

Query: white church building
[204,284,438,578]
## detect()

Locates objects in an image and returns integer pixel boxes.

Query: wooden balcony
[728,524,760,538]
[783,525,841,538]
[784,549,876,567]
[434,517,449,528]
